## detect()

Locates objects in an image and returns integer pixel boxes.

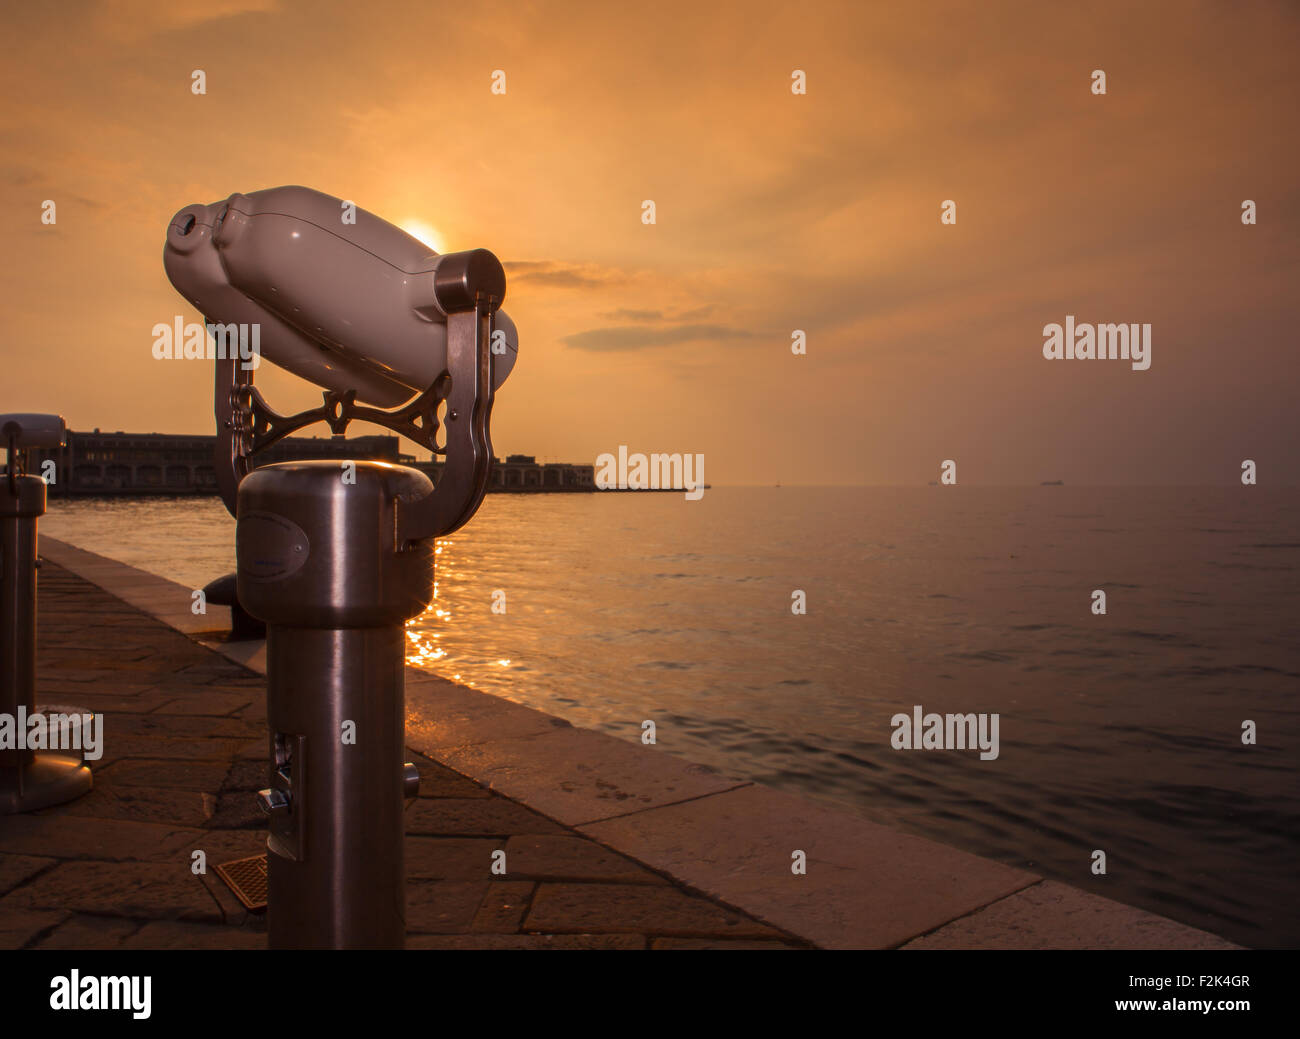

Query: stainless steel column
[0,474,93,813]
[235,459,434,949]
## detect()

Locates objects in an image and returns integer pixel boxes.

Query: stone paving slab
[580,783,1038,949]
[470,880,534,932]
[0,854,55,894]
[6,860,226,923]
[1,817,206,863]
[501,834,670,885]
[406,703,749,828]
[29,914,144,949]
[1,908,66,949]
[405,797,567,836]
[651,937,797,950]
[407,933,646,950]
[524,882,787,939]
[900,881,1241,950]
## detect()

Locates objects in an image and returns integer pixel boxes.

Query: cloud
[598,307,665,321]
[89,0,280,41]
[561,323,757,352]
[595,304,717,322]
[673,304,718,321]
[505,261,625,289]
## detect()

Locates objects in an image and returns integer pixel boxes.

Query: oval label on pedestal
[237,511,310,581]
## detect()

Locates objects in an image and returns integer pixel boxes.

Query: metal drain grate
[214,854,268,912]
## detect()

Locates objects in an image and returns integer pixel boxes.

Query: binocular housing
[1,414,65,450]
[164,185,518,407]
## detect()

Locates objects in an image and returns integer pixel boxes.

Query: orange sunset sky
[1,0,1297,485]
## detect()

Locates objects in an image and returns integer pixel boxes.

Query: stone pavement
[0,562,808,949]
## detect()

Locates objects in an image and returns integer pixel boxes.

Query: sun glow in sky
[398,220,444,254]
[1,0,1297,484]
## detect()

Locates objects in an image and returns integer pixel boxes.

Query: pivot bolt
[403,763,420,800]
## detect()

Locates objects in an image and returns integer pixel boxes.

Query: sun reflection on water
[405,540,451,668]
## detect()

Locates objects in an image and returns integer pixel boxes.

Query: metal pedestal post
[236,460,434,949]
[1,474,93,813]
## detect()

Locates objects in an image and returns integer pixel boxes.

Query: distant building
[21,430,594,496]
[27,429,402,497]
[412,454,595,492]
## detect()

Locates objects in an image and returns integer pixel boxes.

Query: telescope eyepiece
[166,202,219,255]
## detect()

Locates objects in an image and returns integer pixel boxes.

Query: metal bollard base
[0,752,92,814]
[2,467,94,815]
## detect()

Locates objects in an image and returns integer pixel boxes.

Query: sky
[1,0,1297,484]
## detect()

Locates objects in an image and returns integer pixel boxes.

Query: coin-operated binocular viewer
[164,186,518,948]
[1,413,94,813]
